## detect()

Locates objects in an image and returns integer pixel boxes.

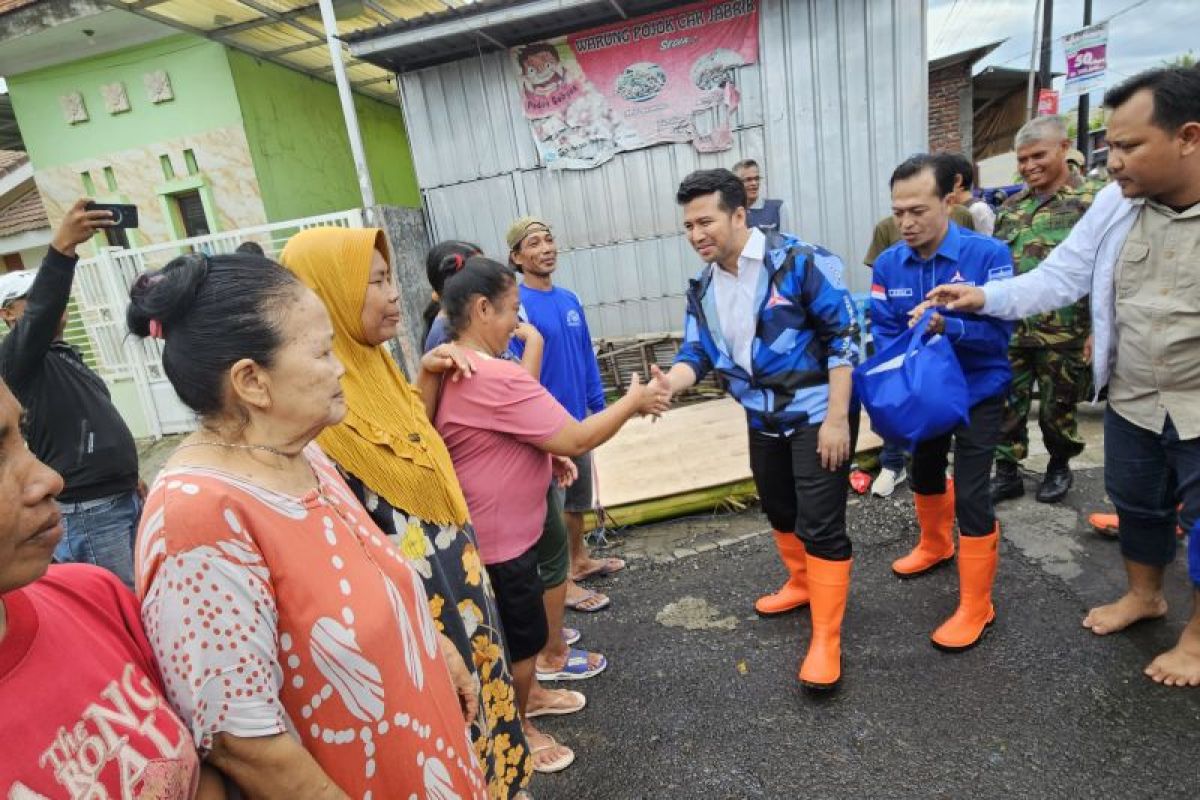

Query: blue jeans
[55,489,143,589]
[880,439,908,472]
[1105,409,1200,587]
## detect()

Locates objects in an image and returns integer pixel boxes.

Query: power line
[934,0,968,52]
[992,0,1164,68]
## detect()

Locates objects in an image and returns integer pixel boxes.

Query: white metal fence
[72,209,366,438]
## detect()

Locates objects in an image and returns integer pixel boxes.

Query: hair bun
[126,252,210,338]
[438,252,466,279]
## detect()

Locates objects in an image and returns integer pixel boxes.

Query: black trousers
[910,394,1004,537]
[748,422,853,561]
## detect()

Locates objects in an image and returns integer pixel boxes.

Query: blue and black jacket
[869,222,1015,407]
[674,230,860,432]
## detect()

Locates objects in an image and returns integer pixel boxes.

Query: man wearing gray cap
[0,199,142,589]
[506,216,623,616]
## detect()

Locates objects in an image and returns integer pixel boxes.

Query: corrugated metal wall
[399,0,927,338]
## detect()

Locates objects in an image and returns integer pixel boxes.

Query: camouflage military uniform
[994,177,1099,465]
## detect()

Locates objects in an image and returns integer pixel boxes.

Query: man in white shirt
[655,169,860,691]
[924,66,1200,687]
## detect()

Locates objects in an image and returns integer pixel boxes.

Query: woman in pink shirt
[432,255,668,771]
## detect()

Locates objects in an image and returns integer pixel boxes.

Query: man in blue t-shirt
[506,216,624,614]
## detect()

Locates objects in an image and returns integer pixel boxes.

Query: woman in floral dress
[281,228,534,794]
[129,250,486,798]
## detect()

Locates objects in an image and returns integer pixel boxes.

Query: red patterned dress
[136,445,487,799]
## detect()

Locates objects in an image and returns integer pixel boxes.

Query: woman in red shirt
[0,376,219,798]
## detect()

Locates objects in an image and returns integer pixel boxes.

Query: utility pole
[318,0,377,213]
[1038,0,1055,93]
[1076,0,1094,160]
[1026,0,1043,121]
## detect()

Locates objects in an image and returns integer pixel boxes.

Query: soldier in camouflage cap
[991,116,1100,505]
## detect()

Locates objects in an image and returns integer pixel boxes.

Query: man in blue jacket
[655,169,859,691]
[869,154,1015,652]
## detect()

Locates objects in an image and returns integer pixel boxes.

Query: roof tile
[0,187,50,238]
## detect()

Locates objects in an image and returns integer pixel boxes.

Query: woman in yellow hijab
[281,228,534,798]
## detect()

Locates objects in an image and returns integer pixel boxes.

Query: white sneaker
[872,467,907,498]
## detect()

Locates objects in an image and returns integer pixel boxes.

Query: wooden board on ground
[592,398,882,510]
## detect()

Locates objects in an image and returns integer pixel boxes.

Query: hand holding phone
[84,201,139,229]
[52,199,122,257]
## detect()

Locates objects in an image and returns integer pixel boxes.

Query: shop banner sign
[1063,22,1108,98]
[511,0,760,170]
[1037,88,1060,116]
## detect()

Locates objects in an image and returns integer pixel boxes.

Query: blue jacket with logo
[869,222,1015,407]
[674,231,860,432]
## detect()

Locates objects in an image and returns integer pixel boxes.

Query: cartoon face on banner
[516,42,585,117]
[518,43,567,94]
[510,0,760,169]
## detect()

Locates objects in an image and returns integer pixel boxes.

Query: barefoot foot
[1082,592,1167,635]
[1144,626,1200,687]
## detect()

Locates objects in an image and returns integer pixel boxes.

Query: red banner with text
[512,0,759,169]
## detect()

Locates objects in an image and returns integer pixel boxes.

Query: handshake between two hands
[625,364,673,421]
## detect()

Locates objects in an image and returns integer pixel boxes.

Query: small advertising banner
[1063,22,1108,98]
[1037,88,1060,116]
[511,0,760,170]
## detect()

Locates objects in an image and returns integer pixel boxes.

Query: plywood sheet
[592,399,882,508]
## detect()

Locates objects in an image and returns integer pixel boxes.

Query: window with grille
[173,190,211,238]
[103,226,130,249]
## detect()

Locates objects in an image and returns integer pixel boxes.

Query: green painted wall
[226,50,419,221]
[7,36,242,170]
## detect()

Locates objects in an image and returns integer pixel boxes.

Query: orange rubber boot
[931,525,999,651]
[892,486,957,577]
[754,532,809,616]
[798,554,852,691]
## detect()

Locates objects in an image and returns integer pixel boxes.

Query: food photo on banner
[511,0,760,170]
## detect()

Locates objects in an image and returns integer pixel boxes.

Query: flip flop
[564,588,610,613]
[537,647,607,681]
[526,689,587,718]
[1088,512,1119,538]
[563,627,581,646]
[571,557,626,582]
[530,735,575,774]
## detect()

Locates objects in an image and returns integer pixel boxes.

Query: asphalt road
[532,467,1199,800]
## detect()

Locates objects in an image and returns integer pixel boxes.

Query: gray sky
[929,0,1194,110]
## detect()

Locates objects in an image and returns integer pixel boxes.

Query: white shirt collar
[711,228,765,284]
[741,227,766,264]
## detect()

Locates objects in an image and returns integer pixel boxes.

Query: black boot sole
[800,676,842,693]
[931,617,995,653]
[892,555,955,580]
[754,602,809,618]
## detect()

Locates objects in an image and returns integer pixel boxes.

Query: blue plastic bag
[852,309,970,449]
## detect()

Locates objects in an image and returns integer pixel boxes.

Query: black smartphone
[85,201,139,229]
